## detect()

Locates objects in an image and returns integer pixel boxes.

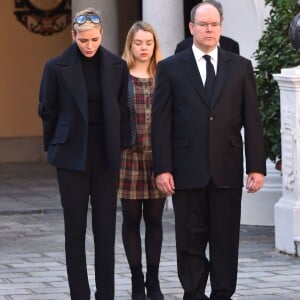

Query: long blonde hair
[122,21,162,79]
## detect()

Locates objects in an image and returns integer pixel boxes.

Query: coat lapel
[98,48,121,118]
[99,49,112,110]
[60,44,88,122]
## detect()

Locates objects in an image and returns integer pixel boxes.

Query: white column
[72,0,118,54]
[142,0,184,58]
[273,67,300,255]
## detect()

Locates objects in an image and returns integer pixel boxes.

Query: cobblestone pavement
[1,163,300,299]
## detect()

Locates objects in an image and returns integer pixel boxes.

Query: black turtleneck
[79,47,104,144]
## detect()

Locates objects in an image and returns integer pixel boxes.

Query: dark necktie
[203,55,216,103]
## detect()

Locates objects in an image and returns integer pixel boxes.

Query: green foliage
[254,0,300,163]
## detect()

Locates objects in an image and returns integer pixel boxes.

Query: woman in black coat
[38,7,129,300]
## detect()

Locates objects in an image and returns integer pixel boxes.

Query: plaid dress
[118,75,165,200]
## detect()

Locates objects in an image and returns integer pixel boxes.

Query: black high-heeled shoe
[145,265,164,300]
[130,264,146,300]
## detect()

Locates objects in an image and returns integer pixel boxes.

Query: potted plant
[254,0,300,169]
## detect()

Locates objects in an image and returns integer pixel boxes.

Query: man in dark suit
[151,1,265,299]
[38,8,129,300]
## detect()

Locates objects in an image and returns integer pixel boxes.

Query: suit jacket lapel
[211,49,231,108]
[60,44,88,122]
[180,49,208,106]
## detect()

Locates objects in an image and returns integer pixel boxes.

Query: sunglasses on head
[73,14,101,25]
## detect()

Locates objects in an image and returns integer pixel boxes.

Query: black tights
[121,198,166,267]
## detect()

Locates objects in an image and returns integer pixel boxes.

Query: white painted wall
[220,0,271,65]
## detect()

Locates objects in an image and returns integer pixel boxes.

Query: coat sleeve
[151,60,174,176]
[242,60,266,175]
[38,61,59,151]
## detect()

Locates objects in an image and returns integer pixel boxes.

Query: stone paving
[1,163,300,299]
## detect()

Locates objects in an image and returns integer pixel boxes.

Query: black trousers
[172,181,242,300]
[56,143,118,300]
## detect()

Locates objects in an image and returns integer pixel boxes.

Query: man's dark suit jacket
[152,48,266,190]
[39,43,129,172]
[175,35,240,54]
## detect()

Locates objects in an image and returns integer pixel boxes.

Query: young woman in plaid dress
[119,21,166,300]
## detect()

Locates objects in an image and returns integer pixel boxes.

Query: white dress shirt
[192,45,218,85]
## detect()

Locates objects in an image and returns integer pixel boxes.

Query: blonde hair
[72,8,102,33]
[122,21,162,79]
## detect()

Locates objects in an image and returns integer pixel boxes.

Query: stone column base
[0,137,46,163]
[275,198,300,255]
